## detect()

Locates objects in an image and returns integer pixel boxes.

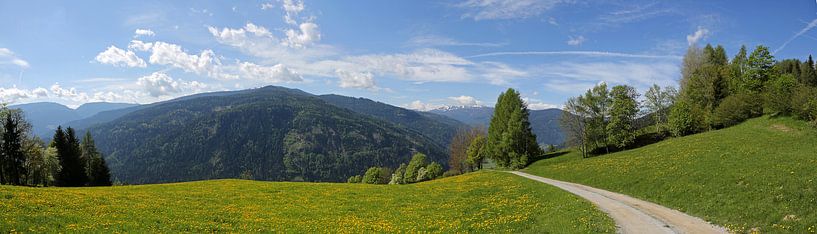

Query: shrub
[347,175,362,183]
[668,100,705,136]
[362,167,390,184]
[404,153,428,183]
[712,93,762,128]
[763,74,797,115]
[791,86,817,122]
[425,162,443,180]
[389,163,407,185]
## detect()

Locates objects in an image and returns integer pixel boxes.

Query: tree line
[0,104,111,187]
[560,43,817,157]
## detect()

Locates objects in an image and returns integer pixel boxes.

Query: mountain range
[10,86,567,184]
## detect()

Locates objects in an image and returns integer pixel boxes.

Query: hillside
[11,102,138,139]
[525,117,817,233]
[0,171,614,233]
[318,94,466,145]
[431,106,566,146]
[87,86,450,184]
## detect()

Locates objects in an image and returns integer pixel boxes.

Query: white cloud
[567,35,586,46]
[128,40,153,51]
[456,0,569,20]
[50,83,90,102]
[261,2,274,10]
[282,0,305,25]
[774,18,817,54]
[284,22,321,48]
[336,70,376,89]
[134,28,155,37]
[0,48,30,69]
[137,72,206,97]
[686,26,710,46]
[408,35,506,47]
[148,41,236,80]
[523,97,559,110]
[476,61,528,85]
[95,46,147,67]
[0,86,47,103]
[402,100,444,111]
[339,49,473,83]
[449,95,482,106]
[238,62,302,83]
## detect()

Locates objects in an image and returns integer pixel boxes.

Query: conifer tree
[486,88,542,169]
[1,114,26,185]
[54,127,88,187]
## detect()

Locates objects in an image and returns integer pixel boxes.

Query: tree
[362,167,390,184]
[561,97,589,158]
[347,175,362,183]
[1,114,26,185]
[668,100,704,137]
[607,85,640,148]
[404,153,427,183]
[54,127,87,187]
[465,135,486,170]
[389,163,407,184]
[424,162,443,181]
[681,46,704,91]
[88,156,112,186]
[742,45,776,92]
[729,45,749,93]
[447,127,485,175]
[581,83,611,154]
[763,73,797,116]
[79,132,111,186]
[643,84,678,133]
[800,55,817,86]
[486,88,542,168]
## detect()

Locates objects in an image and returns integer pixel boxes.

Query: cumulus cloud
[402,100,444,111]
[238,62,302,83]
[128,40,153,51]
[456,0,569,20]
[95,45,147,67]
[284,22,321,48]
[336,70,376,89]
[686,26,710,45]
[282,0,305,25]
[260,2,274,10]
[50,83,91,102]
[449,95,482,106]
[137,72,206,97]
[0,48,30,68]
[522,97,559,110]
[134,28,155,37]
[0,86,47,103]
[148,41,236,80]
[567,35,586,46]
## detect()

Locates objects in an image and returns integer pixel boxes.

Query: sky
[1,0,817,110]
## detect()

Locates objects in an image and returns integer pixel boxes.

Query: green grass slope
[525,117,817,233]
[0,171,614,233]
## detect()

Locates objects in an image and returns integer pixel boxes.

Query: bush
[347,175,362,183]
[362,167,390,184]
[404,153,428,183]
[668,100,705,137]
[389,163,407,185]
[763,74,797,116]
[791,86,817,122]
[425,162,443,180]
[712,93,762,128]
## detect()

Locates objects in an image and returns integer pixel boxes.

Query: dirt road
[511,171,728,234]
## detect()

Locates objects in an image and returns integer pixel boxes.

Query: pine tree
[1,114,26,185]
[800,55,817,86]
[81,132,112,186]
[486,88,542,168]
[54,127,88,187]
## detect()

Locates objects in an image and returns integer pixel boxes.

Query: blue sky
[1,0,816,110]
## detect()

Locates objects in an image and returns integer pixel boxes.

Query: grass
[0,171,615,233]
[525,116,817,233]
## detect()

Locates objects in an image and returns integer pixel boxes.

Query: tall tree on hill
[561,97,589,158]
[729,45,749,93]
[742,45,776,93]
[607,85,640,148]
[54,127,87,187]
[447,126,485,175]
[486,88,542,168]
[643,84,678,133]
[81,132,112,186]
[580,83,611,153]
[2,114,26,185]
[800,55,817,86]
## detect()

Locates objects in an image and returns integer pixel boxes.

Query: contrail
[774,18,817,55]
[466,51,682,59]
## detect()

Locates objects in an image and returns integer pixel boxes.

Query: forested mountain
[11,102,137,139]
[431,106,567,146]
[318,94,466,145]
[87,86,448,184]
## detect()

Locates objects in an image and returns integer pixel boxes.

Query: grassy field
[525,116,817,233]
[0,171,614,233]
